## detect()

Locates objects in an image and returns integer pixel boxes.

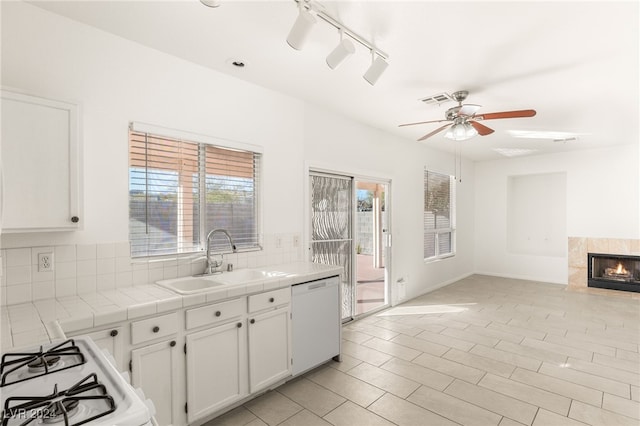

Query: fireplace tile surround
[568,237,640,297]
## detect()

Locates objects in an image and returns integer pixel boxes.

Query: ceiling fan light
[287,7,317,50]
[326,38,356,69]
[363,55,389,85]
[464,122,478,138]
[444,122,477,141]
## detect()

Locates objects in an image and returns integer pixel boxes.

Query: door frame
[354,178,390,319]
[304,162,392,321]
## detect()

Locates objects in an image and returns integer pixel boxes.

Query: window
[129,124,261,257]
[424,170,455,260]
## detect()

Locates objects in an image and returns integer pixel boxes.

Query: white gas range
[0,337,156,426]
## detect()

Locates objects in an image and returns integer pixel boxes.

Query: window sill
[424,253,456,264]
[131,246,263,263]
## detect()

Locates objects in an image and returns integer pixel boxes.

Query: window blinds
[424,170,454,259]
[204,145,261,251]
[129,128,261,257]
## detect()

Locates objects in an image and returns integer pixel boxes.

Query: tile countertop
[0,262,343,352]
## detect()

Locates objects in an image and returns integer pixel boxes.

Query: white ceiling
[30,0,639,161]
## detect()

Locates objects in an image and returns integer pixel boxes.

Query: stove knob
[134,387,146,400]
[144,398,157,417]
[101,349,117,368]
[120,371,131,384]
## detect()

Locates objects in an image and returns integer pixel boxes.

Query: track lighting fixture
[286,4,317,50]
[287,0,389,84]
[326,31,355,69]
[200,0,220,7]
[363,52,389,86]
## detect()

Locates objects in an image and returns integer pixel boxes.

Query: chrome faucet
[204,228,237,274]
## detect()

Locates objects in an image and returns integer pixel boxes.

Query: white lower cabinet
[183,289,292,423]
[95,286,298,425]
[131,339,181,426]
[185,320,248,423]
[247,305,291,393]
[68,326,124,371]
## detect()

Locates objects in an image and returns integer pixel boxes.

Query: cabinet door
[80,327,123,371]
[185,320,247,423]
[131,339,180,426]
[247,306,291,393]
[0,90,80,232]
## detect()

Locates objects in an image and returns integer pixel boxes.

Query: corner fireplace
[588,253,640,293]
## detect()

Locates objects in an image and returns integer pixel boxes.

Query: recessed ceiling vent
[419,92,453,106]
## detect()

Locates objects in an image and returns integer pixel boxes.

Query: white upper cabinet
[1,89,81,232]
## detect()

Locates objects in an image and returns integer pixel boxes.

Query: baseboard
[391,270,567,307]
[399,271,474,304]
[472,270,567,285]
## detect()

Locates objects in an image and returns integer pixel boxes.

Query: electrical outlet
[397,277,406,300]
[293,235,300,247]
[275,236,282,249]
[38,252,54,272]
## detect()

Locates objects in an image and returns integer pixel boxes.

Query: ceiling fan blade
[417,124,450,141]
[399,119,450,127]
[469,121,494,136]
[475,109,537,120]
[458,104,482,117]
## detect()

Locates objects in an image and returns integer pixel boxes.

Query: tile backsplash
[0,233,303,306]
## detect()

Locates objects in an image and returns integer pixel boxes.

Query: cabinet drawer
[248,288,291,313]
[186,298,245,330]
[131,312,178,345]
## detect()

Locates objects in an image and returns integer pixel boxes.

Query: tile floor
[355,254,385,316]
[205,275,640,426]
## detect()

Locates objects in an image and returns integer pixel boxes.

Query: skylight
[507,130,583,141]
[493,148,538,158]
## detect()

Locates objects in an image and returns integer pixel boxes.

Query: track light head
[200,0,220,7]
[284,2,390,85]
[363,54,389,86]
[326,37,355,69]
[287,6,317,50]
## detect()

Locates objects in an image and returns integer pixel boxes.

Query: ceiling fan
[399,91,536,141]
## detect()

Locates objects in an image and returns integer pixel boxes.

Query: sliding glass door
[355,181,388,316]
[309,173,354,320]
[309,172,391,321]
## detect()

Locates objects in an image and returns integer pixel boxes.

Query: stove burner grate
[27,355,61,374]
[0,340,86,387]
[0,373,116,426]
[41,400,80,424]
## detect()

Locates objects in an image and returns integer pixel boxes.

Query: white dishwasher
[291,275,341,376]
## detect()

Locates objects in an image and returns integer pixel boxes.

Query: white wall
[1,2,475,304]
[475,144,640,284]
[1,1,304,248]
[302,105,475,302]
[507,172,566,257]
